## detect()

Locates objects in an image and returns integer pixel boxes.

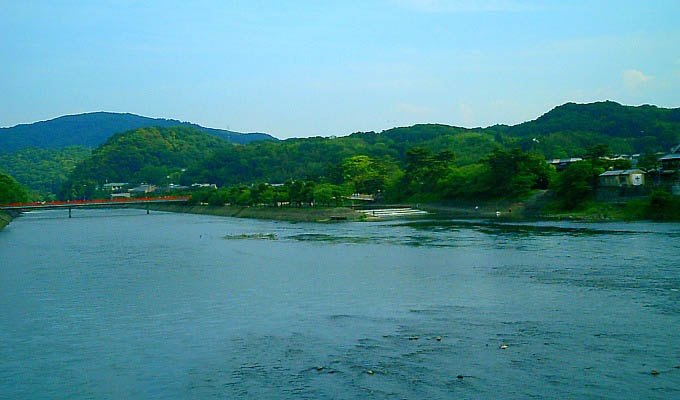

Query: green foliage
[481,148,552,198]
[437,163,487,199]
[341,155,400,195]
[52,102,679,208]
[585,144,611,159]
[643,190,680,221]
[0,171,30,204]
[0,146,91,195]
[553,161,596,210]
[63,126,229,199]
[186,180,349,208]
[508,101,680,156]
[637,153,661,170]
[391,147,457,199]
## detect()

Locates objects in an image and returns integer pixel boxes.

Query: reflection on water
[1,209,679,399]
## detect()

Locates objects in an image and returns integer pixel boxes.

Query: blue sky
[1,0,679,138]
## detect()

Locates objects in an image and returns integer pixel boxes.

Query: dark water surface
[1,209,679,399]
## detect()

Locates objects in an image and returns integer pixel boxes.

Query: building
[596,169,648,201]
[191,183,218,189]
[129,184,157,194]
[166,184,189,191]
[111,192,131,199]
[346,193,375,201]
[102,182,128,191]
[547,158,583,171]
[659,147,680,172]
[657,145,680,195]
[598,169,645,187]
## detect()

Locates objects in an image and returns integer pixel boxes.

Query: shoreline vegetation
[143,195,679,224]
[0,211,14,230]
[2,195,677,227]
[1,104,678,223]
[144,203,363,222]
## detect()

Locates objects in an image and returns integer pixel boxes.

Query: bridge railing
[0,196,190,208]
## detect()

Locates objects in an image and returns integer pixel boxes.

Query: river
[1,208,679,399]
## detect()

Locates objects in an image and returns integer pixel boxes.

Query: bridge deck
[0,196,189,211]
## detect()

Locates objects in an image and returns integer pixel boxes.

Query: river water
[1,209,679,399]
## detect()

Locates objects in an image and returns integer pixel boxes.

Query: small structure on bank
[346,193,375,202]
[646,144,680,195]
[596,169,647,202]
[598,169,645,187]
[659,145,680,174]
[102,182,128,192]
[129,184,157,194]
[191,183,218,189]
[546,158,583,171]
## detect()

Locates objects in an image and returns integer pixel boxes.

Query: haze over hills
[0,112,277,154]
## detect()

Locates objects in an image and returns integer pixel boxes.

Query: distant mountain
[0,112,277,154]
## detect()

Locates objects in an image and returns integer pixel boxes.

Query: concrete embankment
[0,211,16,231]
[144,203,362,222]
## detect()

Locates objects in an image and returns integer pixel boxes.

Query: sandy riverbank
[144,203,363,222]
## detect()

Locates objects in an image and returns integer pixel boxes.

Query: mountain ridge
[0,111,277,154]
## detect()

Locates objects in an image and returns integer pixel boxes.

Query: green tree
[0,172,30,203]
[644,190,680,221]
[287,180,305,206]
[553,161,595,209]
[585,143,611,159]
[481,148,551,198]
[637,153,660,170]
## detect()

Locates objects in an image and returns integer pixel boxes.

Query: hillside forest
[1,101,679,218]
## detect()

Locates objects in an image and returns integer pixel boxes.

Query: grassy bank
[145,191,680,224]
[417,190,553,221]
[541,201,632,221]
[145,203,362,222]
[146,194,548,223]
[0,211,14,230]
[542,191,680,222]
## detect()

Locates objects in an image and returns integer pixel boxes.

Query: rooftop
[547,158,583,164]
[659,153,680,161]
[599,169,645,177]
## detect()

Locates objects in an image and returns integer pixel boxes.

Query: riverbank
[146,201,537,223]
[145,203,362,222]
[0,211,15,230]
[144,193,668,224]
[414,190,553,221]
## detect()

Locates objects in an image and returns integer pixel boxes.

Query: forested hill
[65,126,229,190]
[0,112,277,154]
[60,101,680,190]
[492,101,680,157]
[345,101,680,160]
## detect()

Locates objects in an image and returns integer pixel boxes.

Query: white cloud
[622,69,653,88]
[393,0,539,13]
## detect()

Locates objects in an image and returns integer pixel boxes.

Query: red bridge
[0,196,189,217]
